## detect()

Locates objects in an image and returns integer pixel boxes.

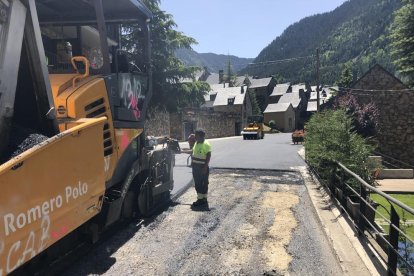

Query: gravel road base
[64,169,342,276]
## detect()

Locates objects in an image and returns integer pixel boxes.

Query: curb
[299,167,376,274]
[298,152,385,275]
[295,148,384,275]
[209,166,299,173]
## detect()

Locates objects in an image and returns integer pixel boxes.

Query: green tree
[304,109,374,189]
[390,0,414,86]
[164,82,210,112]
[337,63,353,88]
[226,57,237,87]
[249,91,261,115]
[122,0,208,111]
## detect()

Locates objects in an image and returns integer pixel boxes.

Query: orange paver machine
[0,0,178,274]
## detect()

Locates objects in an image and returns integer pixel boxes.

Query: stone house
[167,84,253,140]
[307,86,336,113]
[211,85,252,135]
[247,77,277,112]
[202,67,249,87]
[277,88,308,129]
[212,85,251,116]
[351,64,408,92]
[162,68,252,140]
[269,83,292,104]
[350,64,414,167]
[263,103,295,132]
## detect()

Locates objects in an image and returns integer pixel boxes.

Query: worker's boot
[192,198,208,207]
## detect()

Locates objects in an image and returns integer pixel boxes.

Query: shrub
[304,109,374,191]
[333,92,379,138]
[269,120,276,129]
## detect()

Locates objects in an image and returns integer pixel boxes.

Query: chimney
[241,86,245,94]
[299,89,305,100]
[219,70,224,83]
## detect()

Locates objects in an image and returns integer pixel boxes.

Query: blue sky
[160,0,348,58]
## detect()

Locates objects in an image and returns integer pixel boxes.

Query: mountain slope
[176,48,253,73]
[241,0,402,85]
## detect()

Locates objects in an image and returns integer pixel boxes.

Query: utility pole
[316,48,320,112]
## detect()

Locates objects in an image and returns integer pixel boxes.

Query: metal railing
[373,151,414,170]
[309,161,414,275]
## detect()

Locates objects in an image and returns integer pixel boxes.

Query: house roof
[307,101,318,112]
[179,69,205,83]
[270,83,291,97]
[249,77,273,89]
[205,73,220,84]
[210,83,230,90]
[291,84,306,93]
[212,86,248,106]
[278,93,301,108]
[235,76,248,86]
[264,103,292,113]
[308,86,336,101]
[178,67,214,83]
[203,90,218,102]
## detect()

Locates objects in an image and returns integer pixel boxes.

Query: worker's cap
[195,129,206,137]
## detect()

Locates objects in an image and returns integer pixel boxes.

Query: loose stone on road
[65,169,342,275]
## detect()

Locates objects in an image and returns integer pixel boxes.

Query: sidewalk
[296,148,384,275]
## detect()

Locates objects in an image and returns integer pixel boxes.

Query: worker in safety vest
[191,129,211,207]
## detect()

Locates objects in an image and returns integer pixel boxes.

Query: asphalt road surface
[63,133,343,275]
[172,133,306,195]
[208,133,306,170]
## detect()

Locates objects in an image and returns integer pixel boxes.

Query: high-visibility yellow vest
[192,141,211,165]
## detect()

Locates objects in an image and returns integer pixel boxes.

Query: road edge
[171,179,194,201]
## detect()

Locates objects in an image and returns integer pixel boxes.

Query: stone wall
[146,107,244,141]
[353,90,414,166]
[145,107,170,137]
[170,109,241,141]
[169,112,183,140]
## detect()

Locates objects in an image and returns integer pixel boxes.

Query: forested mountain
[240,0,402,85]
[175,48,253,73]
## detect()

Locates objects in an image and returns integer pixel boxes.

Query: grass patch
[370,193,414,240]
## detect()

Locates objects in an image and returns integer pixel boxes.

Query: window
[228,97,235,105]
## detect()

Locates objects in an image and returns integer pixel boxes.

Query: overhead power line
[246,55,314,67]
[339,87,414,93]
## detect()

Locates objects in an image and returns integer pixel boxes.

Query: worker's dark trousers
[192,164,209,199]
